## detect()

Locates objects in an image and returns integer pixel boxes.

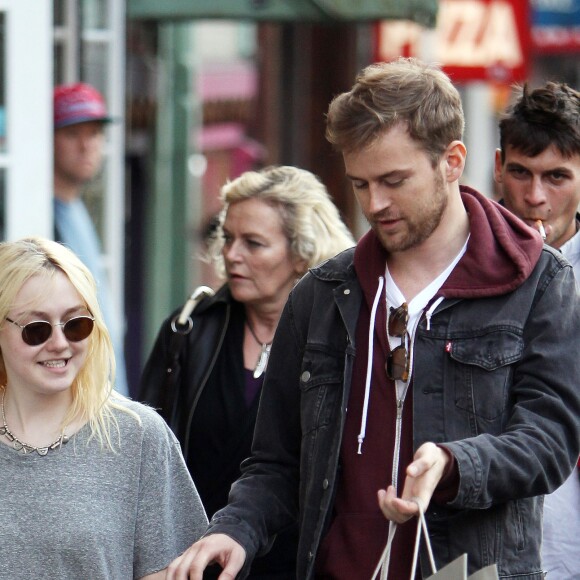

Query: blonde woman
[140,165,354,579]
[0,237,207,579]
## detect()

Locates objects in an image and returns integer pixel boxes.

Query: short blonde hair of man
[208,165,355,279]
[0,237,136,450]
[326,57,465,166]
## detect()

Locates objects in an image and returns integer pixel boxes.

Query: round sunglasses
[5,315,95,346]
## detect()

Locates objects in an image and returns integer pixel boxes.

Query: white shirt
[541,225,580,579]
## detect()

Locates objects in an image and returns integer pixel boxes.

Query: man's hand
[377,442,450,523]
[165,534,246,580]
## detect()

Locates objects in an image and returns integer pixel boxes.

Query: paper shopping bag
[372,499,499,580]
[468,564,500,580]
[425,555,499,580]
[425,554,467,579]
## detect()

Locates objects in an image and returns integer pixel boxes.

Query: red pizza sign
[375,0,530,83]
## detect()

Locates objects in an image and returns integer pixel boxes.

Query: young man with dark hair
[495,80,580,579]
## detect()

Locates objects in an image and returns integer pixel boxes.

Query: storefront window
[82,0,107,30]
[83,41,108,94]
[53,43,66,85]
[53,0,66,26]
[82,36,109,243]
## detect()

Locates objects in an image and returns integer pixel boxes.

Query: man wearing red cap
[53,82,129,396]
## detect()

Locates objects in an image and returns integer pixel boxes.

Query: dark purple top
[244,368,264,407]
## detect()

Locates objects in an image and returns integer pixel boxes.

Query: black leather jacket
[206,246,580,580]
[140,285,232,458]
[140,285,298,579]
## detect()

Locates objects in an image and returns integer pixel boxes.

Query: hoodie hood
[441,186,543,298]
[354,185,543,304]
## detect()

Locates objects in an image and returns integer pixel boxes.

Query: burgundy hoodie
[314,187,543,579]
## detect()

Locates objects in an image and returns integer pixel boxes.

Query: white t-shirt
[385,238,469,398]
[542,228,580,579]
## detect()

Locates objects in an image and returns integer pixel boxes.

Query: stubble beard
[371,171,448,253]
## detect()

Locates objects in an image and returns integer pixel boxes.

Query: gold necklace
[246,319,273,379]
[0,391,69,456]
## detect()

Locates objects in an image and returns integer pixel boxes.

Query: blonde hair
[0,237,136,450]
[326,57,465,166]
[208,165,355,279]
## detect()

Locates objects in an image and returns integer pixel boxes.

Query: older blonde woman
[140,165,354,579]
[0,237,207,579]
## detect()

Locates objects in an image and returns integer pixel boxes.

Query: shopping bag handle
[410,497,438,578]
[371,497,437,580]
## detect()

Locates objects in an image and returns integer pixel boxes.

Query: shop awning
[127,0,438,27]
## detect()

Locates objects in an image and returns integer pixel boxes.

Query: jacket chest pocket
[448,330,523,421]
[299,347,343,435]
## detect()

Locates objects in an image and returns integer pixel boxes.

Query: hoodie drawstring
[357,286,444,455]
[357,276,384,454]
[425,296,444,330]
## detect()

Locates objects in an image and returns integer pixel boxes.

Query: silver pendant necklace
[246,320,273,379]
[0,390,69,456]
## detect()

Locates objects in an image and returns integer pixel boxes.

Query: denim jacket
[208,219,580,579]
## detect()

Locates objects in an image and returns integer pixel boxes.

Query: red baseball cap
[53,82,113,129]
